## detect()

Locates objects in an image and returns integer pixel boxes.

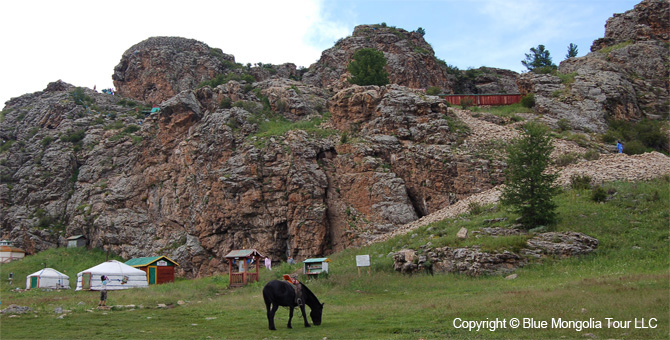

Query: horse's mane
[300,282,321,307]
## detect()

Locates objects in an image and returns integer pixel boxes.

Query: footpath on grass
[368,109,670,245]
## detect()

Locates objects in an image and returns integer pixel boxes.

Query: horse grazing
[262,279,324,330]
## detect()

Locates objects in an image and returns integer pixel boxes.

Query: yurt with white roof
[26,268,70,289]
[76,260,148,291]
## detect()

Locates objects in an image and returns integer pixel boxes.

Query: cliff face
[517,0,669,132]
[1,73,504,277]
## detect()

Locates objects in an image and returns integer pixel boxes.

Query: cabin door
[148,266,156,284]
[82,272,91,290]
[30,276,39,288]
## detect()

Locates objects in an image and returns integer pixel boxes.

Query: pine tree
[521,44,556,73]
[565,43,578,59]
[501,122,559,229]
[347,48,390,86]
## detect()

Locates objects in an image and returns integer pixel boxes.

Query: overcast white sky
[0,0,639,106]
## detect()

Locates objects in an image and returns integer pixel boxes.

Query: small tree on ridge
[565,43,578,59]
[521,44,556,73]
[347,48,390,86]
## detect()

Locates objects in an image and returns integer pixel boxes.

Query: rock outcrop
[3,69,509,276]
[392,231,599,276]
[113,37,235,104]
[517,0,669,132]
[303,25,453,92]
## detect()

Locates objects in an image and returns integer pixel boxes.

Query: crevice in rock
[405,187,427,218]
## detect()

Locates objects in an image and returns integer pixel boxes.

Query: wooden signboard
[356,255,370,276]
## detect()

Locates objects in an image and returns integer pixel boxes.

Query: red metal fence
[442,94,522,106]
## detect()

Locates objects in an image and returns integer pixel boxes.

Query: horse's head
[310,302,324,326]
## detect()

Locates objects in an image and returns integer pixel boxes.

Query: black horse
[262,279,324,330]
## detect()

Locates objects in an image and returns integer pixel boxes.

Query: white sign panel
[356,255,370,267]
[157,260,168,266]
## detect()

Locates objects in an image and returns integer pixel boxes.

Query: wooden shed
[67,235,87,248]
[303,257,331,278]
[225,249,263,288]
[125,256,179,284]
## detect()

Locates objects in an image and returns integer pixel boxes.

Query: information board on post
[356,255,370,276]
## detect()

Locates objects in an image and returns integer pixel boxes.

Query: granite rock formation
[113,37,235,105]
[392,231,599,276]
[303,25,453,92]
[517,0,669,133]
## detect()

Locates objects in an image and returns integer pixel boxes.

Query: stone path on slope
[368,110,670,244]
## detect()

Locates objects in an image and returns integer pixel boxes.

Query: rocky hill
[517,0,669,133]
[303,24,518,94]
[1,1,668,278]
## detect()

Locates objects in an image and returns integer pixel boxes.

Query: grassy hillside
[1,178,668,339]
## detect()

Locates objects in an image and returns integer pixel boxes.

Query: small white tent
[26,268,70,289]
[76,260,148,291]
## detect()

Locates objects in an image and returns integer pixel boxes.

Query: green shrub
[426,86,441,96]
[521,93,535,108]
[122,125,140,134]
[557,118,570,131]
[118,99,138,107]
[460,97,474,109]
[60,129,86,143]
[71,87,93,106]
[104,120,125,130]
[0,140,15,153]
[219,97,232,109]
[591,186,608,202]
[554,152,579,167]
[243,84,254,93]
[340,132,349,144]
[275,100,288,113]
[623,140,647,155]
[582,149,600,161]
[468,202,483,215]
[570,175,592,190]
[602,118,668,154]
[40,136,54,147]
[199,72,256,88]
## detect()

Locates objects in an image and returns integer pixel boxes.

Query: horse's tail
[262,284,272,307]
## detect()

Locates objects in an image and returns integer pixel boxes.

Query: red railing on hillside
[442,94,522,106]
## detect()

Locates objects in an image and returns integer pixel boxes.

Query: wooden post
[228,259,232,286]
[243,257,248,284]
[255,256,259,282]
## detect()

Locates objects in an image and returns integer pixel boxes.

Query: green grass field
[1,178,668,339]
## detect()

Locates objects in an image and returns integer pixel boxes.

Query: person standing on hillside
[617,140,624,153]
[98,275,108,307]
[264,257,272,270]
